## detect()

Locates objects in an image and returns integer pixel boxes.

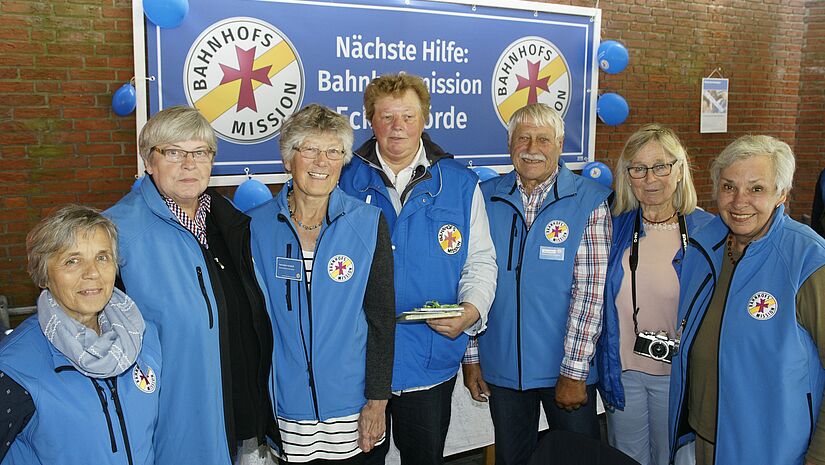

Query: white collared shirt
[375,140,428,215]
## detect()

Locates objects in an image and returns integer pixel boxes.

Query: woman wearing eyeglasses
[106,106,279,464]
[595,124,712,465]
[248,104,395,464]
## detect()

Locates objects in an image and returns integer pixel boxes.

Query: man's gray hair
[507,103,565,145]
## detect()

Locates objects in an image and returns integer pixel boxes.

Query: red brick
[0,1,51,14]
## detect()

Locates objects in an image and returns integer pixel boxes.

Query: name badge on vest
[539,246,565,261]
[276,257,303,281]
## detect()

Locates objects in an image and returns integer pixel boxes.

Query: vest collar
[276,181,348,226]
[491,161,578,213]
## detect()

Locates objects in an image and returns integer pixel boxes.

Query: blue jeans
[488,382,600,465]
[606,370,670,465]
[364,376,457,465]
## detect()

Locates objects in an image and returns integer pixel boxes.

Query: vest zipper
[671,236,721,464]
[196,266,214,328]
[285,244,293,311]
[670,272,712,463]
[711,247,746,464]
[495,197,529,390]
[507,214,517,271]
[90,378,118,454]
[279,212,335,420]
[106,378,135,465]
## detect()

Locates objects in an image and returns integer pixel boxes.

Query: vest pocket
[426,333,466,371]
[196,266,214,328]
[808,392,814,444]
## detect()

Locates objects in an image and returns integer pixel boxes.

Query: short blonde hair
[613,124,698,215]
[363,73,431,124]
[139,106,217,163]
[710,135,795,199]
[279,104,354,165]
[507,103,565,145]
[26,205,119,288]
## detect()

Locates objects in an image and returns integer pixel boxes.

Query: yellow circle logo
[327,255,354,282]
[184,17,304,144]
[492,36,572,127]
[438,224,463,255]
[747,291,777,320]
[132,365,157,394]
[544,220,569,244]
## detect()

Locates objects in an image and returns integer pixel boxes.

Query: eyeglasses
[627,161,678,179]
[293,146,346,161]
[153,147,215,163]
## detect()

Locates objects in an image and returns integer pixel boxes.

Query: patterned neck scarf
[37,288,145,378]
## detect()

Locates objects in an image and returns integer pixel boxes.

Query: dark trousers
[364,376,457,465]
[488,382,601,465]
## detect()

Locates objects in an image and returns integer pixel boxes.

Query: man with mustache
[462,103,613,465]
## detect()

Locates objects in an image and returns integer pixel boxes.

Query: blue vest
[339,146,476,390]
[595,208,713,409]
[106,178,233,464]
[477,166,611,390]
[0,318,161,465]
[669,208,825,464]
[249,186,379,421]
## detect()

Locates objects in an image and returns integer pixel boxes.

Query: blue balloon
[597,93,629,126]
[472,166,499,182]
[598,40,629,74]
[131,176,144,192]
[233,178,272,212]
[112,83,136,116]
[581,161,613,188]
[143,0,189,28]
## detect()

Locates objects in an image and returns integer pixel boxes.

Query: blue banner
[144,0,600,182]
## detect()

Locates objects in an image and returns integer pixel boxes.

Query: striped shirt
[276,250,384,462]
[463,170,611,381]
[161,193,211,248]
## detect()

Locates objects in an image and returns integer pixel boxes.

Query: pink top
[615,222,681,376]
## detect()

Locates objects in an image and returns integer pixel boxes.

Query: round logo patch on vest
[133,365,156,394]
[747,291,778,320]
[544,220,569,244]
[327,255,354,282]
[438,224,463,255]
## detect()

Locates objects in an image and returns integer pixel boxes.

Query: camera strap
[629,210,688,335]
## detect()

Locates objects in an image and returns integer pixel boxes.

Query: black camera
[633,331,679,364]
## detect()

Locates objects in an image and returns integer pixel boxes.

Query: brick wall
[796,0,825,221]
[0,0,138,309]
[1,0,823,308]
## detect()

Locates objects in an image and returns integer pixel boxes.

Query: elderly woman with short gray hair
[248,103,395,464]
[0,205,161,465]
[106,105,279,464]
[669,135,825,465]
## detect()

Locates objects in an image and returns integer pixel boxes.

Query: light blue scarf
[37,287,145,378]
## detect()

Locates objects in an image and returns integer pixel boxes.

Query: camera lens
[650,341,668,359]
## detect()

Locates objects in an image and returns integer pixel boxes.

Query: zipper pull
[214,256,225,270]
